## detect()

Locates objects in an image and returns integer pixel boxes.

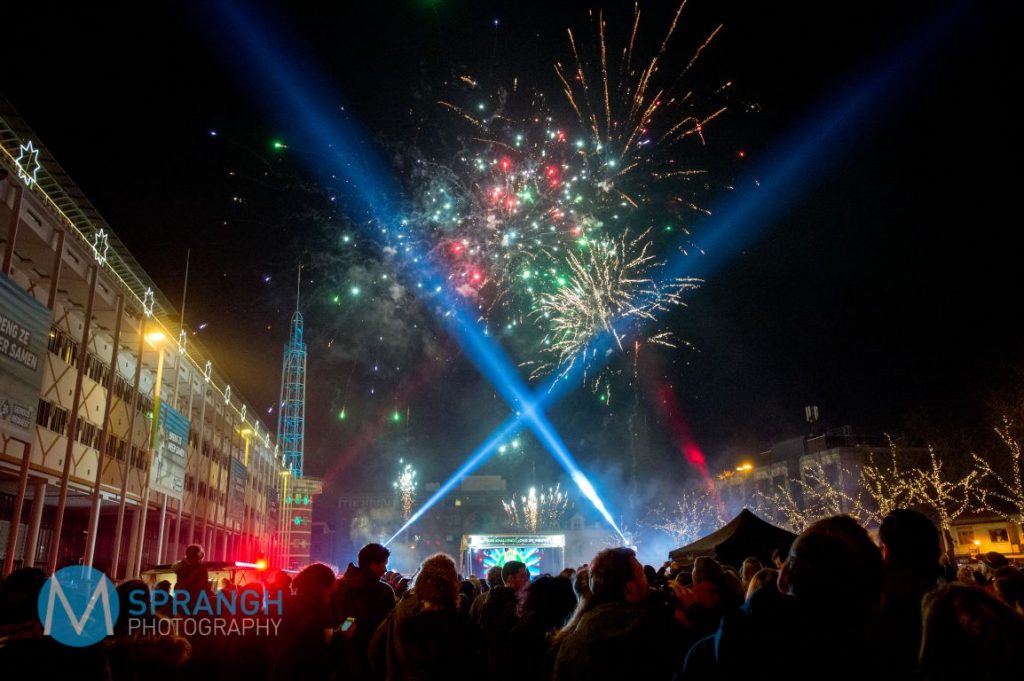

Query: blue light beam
[211,0,626,540]
[383,0,968,543]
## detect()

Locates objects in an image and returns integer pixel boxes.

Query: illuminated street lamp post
[133,329,167,574]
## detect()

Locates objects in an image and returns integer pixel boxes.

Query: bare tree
[646,486,726,545]
[755,460,872,532]
[858,436,918,525]
[973,416,1024,525]
[910,445,978,549]
[753,480,811,533]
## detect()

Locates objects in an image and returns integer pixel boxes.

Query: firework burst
[502,484,571,532]
[403,1,729,395]
[531,228,700,390]
[393,461,417,520]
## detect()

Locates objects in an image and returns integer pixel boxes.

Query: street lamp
[136,327,169,571]
[145,329,168,449]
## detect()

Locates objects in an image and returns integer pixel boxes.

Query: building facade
[0,97,286,579]
[716,428,899,519]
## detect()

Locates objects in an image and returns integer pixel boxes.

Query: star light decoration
[224,385,232,404]
[141,288,155,317]
[203,360,212,383]
[15,140,41,187]
[91,229,110,267]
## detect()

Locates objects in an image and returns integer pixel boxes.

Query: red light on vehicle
[255,559,268,571]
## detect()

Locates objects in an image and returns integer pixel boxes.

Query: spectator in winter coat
[478,561,530,680]
[369,553,483,681]
[171,544,210,607]
[272,563,336,681]
[552,547,687,681]
[470,565,504,623]
[330,543,396,680]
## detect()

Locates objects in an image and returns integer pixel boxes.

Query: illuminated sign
[466,534,565,549]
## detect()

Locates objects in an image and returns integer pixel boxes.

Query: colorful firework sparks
[393,460,417,520]
[481,546,543,578]
[404,1,726,394]
[530,228,700,390]
[502,484,571,532]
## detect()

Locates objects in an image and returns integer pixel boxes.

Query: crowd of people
[2,508,1023,680]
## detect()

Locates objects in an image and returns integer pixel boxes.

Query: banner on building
[229,457,247,521]
[0,274,51,442]
[150,401,189,499]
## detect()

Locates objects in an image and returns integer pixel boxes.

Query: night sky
[2,1,1021,518]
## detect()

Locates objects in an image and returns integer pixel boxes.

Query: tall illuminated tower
[277,271,307,478]
[276,269,320,569]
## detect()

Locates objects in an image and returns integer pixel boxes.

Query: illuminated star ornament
[91,229,110,267]
[224,385,232,404]
[141,288,156,317]
[177,329,187,353]
[203,360,212,383]
[15,140,41,187]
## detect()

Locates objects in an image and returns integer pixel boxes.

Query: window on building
[48,405,69,435]
[75,419,99,449]
[957,529,975,545]
[85,354,110,385]
[989,528,1009,543]
[36,399,54,427]
[48,327,79,366]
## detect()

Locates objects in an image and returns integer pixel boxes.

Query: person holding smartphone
[330,543,397,681]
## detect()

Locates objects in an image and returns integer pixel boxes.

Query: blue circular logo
[37,565,119,647]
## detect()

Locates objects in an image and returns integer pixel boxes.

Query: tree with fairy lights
[755,460,872,533]
[908,445,978,548]
[647,486,726,545]
[858,436,919,525]
[973,416,1024,525]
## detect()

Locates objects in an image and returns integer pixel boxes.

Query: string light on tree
[754,459,873,533]
[646,486,725,545]
[858,436,917,524]
[907,445,978,547]
[973,416,1024,526]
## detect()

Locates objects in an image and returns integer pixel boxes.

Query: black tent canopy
[669,508,797,568]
